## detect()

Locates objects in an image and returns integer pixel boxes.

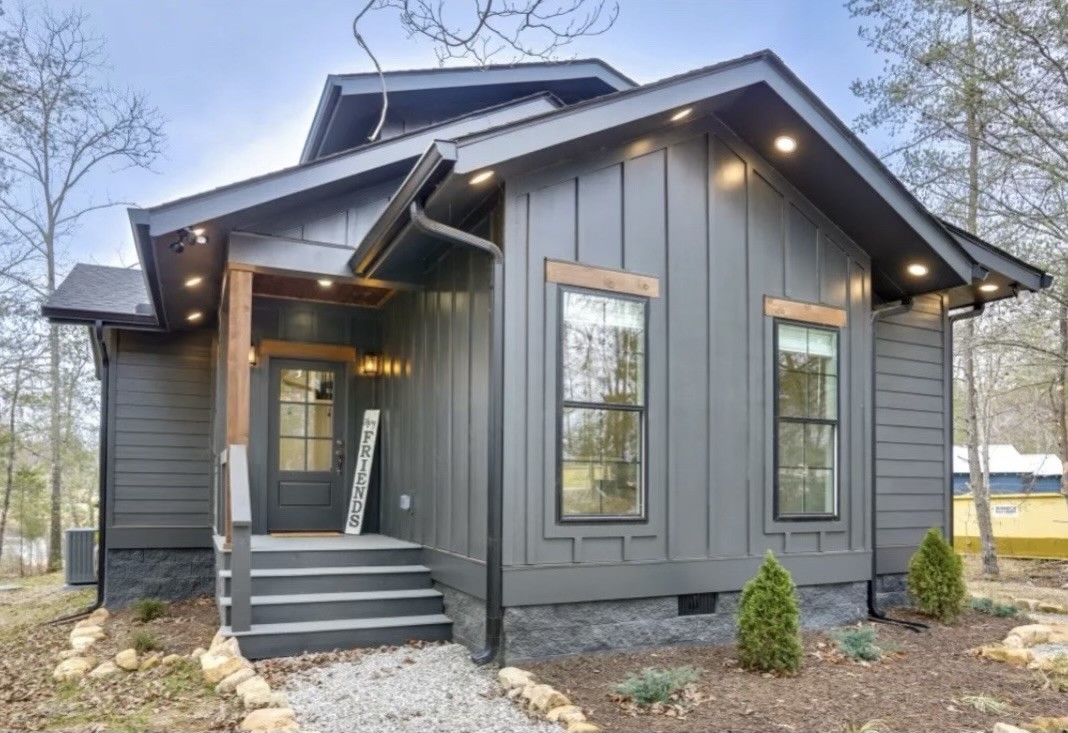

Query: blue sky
[45,0,883,267]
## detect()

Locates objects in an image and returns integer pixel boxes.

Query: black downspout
[48,321,109,625]
[868,300,927,632]
[407,201,505,665]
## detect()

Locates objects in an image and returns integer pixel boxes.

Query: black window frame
[772,318,841,521]
[556,285,649,524]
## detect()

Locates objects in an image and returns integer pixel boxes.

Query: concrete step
[219,565,433,596]
[222,614,453,659]
[219,588,444,626]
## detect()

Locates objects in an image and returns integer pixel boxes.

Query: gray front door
[267,359,347,531]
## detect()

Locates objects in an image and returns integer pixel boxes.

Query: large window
[775,322,839,518]
[559,288,647,521]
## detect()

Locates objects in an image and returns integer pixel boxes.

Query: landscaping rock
[189,646,208,660]
[89,661,120,679]
[57,648,81,660]
[216,666,256,694]
[53,657,93,681]
[238,707,299,732]
[115,649,139,671]
[268,692,288,708]
[200,647,248,684]
[1014,598,1041,611]
[566,724,600,733]
[979,645,1035,666]
[161,654,182,666]
[547,705,586,724]
[524,684,571,713]
[236,675,274,709]
[211,629,228,649]
[139,654,161,671]
[70,635,99,653]
[1008,624,1051,645]
[87,608,109,625]
[499,666,535,691]
[70,624,104,640]
[1038,603,1067,614]
[1029,716,1068,733]
[1003,634,1025,649]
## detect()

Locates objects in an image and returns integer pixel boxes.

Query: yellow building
[954,493,1068,559]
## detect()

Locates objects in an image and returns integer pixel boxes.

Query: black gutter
[48,321,110,625]
[408,201,505,665]
[868,300,927,633]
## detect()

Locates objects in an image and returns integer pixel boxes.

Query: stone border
[973,621,1068,670]
[498,666,599,733]
[201,629,298,732]
[971,592,1068,615]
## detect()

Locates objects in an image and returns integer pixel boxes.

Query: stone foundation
[104,548,214,607]
[875,573,909,610]
[502,581,867,662]
[436,582,486,652]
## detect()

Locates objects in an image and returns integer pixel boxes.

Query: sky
[41,0,885,268]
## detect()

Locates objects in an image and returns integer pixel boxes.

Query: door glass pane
[280,369,308,401]
[279,438,305,471]
[279,404,305,437]
[307,439,333,471]
[307,405,333,439]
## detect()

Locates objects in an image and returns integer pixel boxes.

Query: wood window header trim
[258,339,358,363]
[764,296,847,328]
[546,259,660,298]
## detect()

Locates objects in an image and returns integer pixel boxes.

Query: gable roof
[300,59,635,162]
[352,50,1050,306]
[41,264,156,326]
[953,444,1063,477]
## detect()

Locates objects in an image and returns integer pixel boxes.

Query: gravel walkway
[284,644,560,733]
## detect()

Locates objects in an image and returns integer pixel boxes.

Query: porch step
[215,535,423,570]
[219,588,444,626]
[222,614,453,659]
[219,565,433,596]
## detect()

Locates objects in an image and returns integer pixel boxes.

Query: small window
[558,288,646,521]
[775,321,839,518]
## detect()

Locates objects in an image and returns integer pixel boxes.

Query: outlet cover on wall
[399,494,412,511]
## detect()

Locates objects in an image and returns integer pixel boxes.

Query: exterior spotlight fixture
[186,310,203,323]
[774,135,797,153]
[906,263,929,277]
[184,276,203,288]
[317,278,334,288]
[359,352,382,377]
[469,170,494,186]
[168,226,209,254]
[978,282,998,293]
[670,107,693,122]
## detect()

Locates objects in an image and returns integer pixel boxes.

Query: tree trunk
[47,321,62,572]
[1058,301,1068,510]
[0,361,23,566]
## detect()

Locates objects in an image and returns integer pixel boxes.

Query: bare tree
[352,0,619,141]
[0,5,163,570]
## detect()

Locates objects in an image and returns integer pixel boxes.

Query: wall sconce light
[359,352,381,377]
[248,343,258,367]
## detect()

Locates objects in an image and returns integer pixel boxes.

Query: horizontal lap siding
[503,117,873,593]
[109,330,213,535]
[874,294,950,573]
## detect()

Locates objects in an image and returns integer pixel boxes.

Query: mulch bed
[526,609,1068,733]
[0,586,242,732]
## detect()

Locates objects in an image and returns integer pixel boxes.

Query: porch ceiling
[251,272,393,309]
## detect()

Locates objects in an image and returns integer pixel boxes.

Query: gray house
[44,52,1050,662]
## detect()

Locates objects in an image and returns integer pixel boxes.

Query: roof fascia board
[128,208,166,329]
[349,141,457,276]
[146,94,559,236]
[941,223,1050,292]
[41,306,157,327]
[451,55,976,283]
[300,76,342,163]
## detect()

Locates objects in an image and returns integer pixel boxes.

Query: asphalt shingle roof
[44,263,153,321]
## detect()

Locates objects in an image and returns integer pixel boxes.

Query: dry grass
[962,555,1068,607]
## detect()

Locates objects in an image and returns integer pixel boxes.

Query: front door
[267,359,347,531]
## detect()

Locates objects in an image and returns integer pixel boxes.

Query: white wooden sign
[993,504,1019,518]
[345,409,380,535]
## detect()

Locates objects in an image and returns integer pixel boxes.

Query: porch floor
[249,533,420,552]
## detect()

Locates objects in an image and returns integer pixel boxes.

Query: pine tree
[907,528,967,622]
[736,550,803,674]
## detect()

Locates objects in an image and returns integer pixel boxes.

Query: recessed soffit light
[186,310,203,322]
[670,107,692,122]
[184,276,203,288]
[907,263,929,277]
[469,170,494,186]
[978,283,998,292]
[774,135,797,153]
[318,279,334,288]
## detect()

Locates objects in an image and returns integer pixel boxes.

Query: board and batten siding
[874,293,952,574]
[108,329,214,548]
[379,247,491,594]
[500,118,874,605]
[245,180,399,247]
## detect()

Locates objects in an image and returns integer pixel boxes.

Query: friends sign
[344,409,380,535]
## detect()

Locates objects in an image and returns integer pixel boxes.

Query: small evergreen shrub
[736,550,803,673]
[970,597,1018,618]
[906,528,966,622]
[614,666,699,706]
[130,630,161,654]
[831,626,883,661]
[132,598,166,623]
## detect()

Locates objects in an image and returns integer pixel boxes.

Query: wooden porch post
[224,268,252,544]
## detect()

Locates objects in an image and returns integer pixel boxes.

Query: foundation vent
[678,592,717,616]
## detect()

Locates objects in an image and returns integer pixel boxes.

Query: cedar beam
[226,269,253,446]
